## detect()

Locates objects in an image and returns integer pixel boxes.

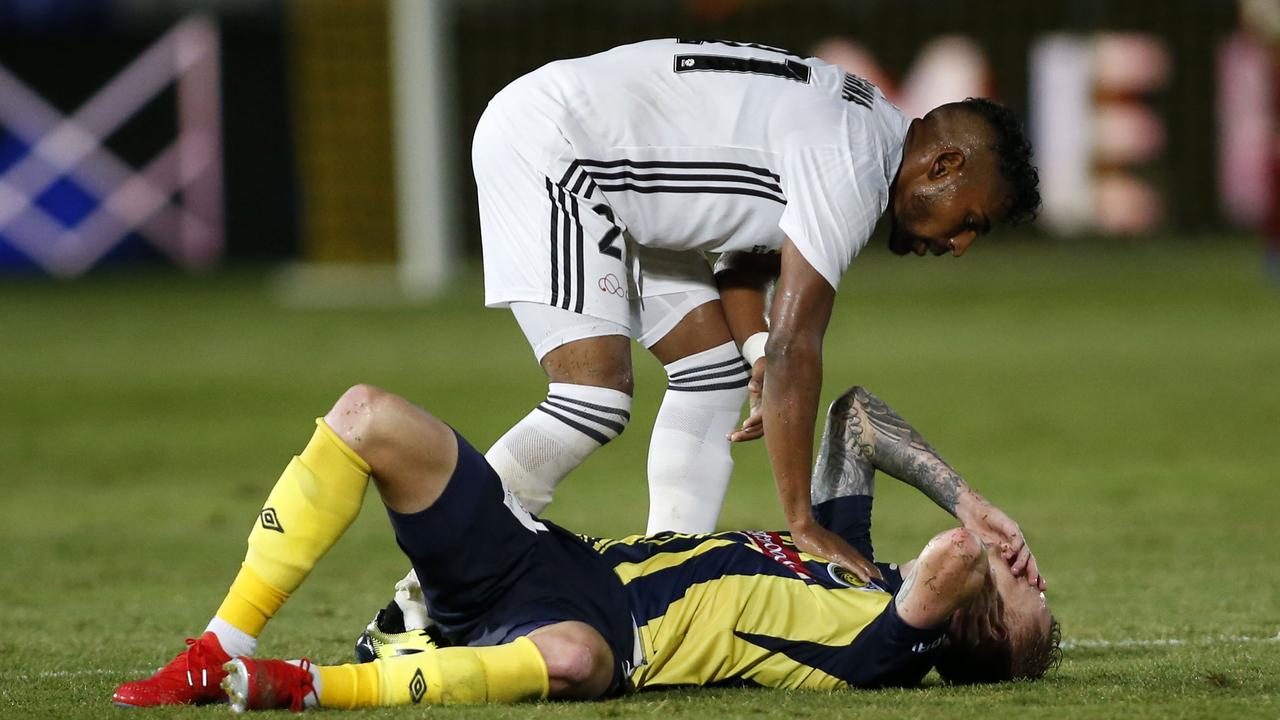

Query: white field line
[1061,633,1280,650]
[0,667,152,681]
[3,633,1278,681]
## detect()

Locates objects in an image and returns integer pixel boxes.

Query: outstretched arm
[763,241,882,580]
[812,386,1044,589]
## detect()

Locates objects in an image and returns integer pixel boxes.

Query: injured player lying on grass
[112,384,1060,711]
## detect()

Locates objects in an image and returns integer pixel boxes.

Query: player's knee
[326,384,413,454]
[552,365,634,396]
[530,623,615,700]
[540,337,635,396]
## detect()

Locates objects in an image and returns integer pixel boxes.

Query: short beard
[887,188,931,256]
[887,222,915,256]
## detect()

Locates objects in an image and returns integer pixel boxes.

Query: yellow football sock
[214,419,371,636]
[317,637,549,708]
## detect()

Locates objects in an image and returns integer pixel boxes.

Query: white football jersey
[532,39,910,290]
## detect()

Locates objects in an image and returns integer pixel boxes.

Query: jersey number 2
[591,204,623,259]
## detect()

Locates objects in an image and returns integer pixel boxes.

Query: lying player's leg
[116,383,617,709]
[323,385,629,706]
[113,385,386,707]
[221,619,614,711]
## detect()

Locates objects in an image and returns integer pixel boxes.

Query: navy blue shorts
[387,430,635,694]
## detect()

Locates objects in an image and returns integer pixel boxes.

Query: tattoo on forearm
[817,387,970,514]
[810,391,877,504]
[859,387,968,513]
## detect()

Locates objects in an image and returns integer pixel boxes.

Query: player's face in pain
[987,544,1053,649]
[888,151,1008,258]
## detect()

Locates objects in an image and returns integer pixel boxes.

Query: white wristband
[741,331,769,366]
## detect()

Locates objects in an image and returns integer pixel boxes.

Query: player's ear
[928,149,965,180]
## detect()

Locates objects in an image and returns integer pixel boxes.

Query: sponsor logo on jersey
[258,507,284,534]
[598,273,626,297]
[743,530,815,581]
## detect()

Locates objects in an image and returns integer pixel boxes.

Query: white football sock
[646,341,750,534]
[205,616,257,658]
[393,569,432,631]
[485,382,632,514]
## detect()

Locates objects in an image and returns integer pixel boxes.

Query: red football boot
[222,657,317,712]
[111,631,232,707]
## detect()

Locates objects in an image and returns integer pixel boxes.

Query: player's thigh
[475,88,634,342]
[645,298,735,365]
[632,248,732,365]
[387,431,552,624]
[511,302,634,394]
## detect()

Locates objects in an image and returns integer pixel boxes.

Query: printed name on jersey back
[538,39,911,277]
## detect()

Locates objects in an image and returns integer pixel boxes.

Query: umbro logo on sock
[408,668,427,703]
[259,508,285,534]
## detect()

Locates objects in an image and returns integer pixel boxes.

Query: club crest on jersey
[408,668,427,703]
[258,507,284,534]
[826,562,885,592]
[743,531,815,581]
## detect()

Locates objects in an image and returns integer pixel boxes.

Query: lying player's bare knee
[325,384,389,447]
[540,336,634,395]
[325,385,457,511]
[327,384,441,449]
[527,621,615,700]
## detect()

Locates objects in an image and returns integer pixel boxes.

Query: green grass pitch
[1,237,1277,718]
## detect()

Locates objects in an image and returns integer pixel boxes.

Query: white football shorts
[474,71,719,356]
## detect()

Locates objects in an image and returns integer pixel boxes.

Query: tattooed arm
[811,386,1044,589]
[810,387,877,505]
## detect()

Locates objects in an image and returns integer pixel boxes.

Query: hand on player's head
[934,545,1060,684]
[956,494,1045,590]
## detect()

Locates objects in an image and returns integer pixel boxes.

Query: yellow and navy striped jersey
[586,530,945,690]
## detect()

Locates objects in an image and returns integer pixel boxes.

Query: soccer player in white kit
[472,38,1042,581]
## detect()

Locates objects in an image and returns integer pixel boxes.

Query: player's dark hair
[947,97,1042,227]
[935,614,1062,684]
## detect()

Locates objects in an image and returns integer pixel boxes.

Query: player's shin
[212,419,371,653]
[646,341,749,533]
[316,637,549,707]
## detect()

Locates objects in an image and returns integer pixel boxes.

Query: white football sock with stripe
[485,382,632,514]
[646,341,750,534]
